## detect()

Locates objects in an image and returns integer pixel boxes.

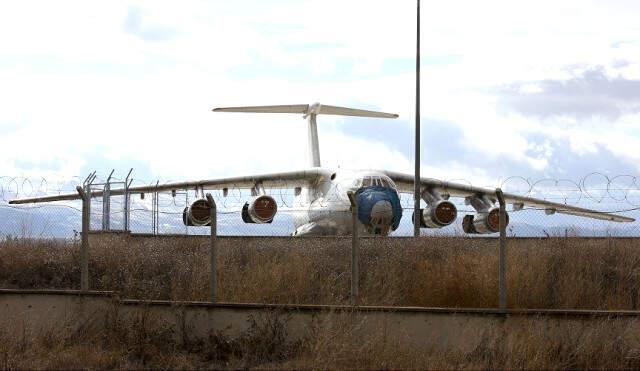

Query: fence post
[206,193,217,303]
[495,188,507,312]
[102,169,114,231]
[123,168,133,232]
[347,191,359,306]
[76,186,90,291]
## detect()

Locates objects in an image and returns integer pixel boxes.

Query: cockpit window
[381,177,396,189]
[353,175,397,189]
[355,175,397,189]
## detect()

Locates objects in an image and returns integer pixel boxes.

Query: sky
[1,0,640,190]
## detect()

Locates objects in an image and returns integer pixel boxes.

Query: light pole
[413,0,421,237]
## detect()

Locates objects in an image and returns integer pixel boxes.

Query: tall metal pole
[413,0,421,237]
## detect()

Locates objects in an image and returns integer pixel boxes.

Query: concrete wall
[0,290,116,341]
[3,289,640,353]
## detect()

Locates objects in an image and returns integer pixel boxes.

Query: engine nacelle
[182,199,211,226]
[462,208,509,234]
[241,195,277,224]
[413,200,458,228]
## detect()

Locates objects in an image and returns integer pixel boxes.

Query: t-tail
[213,103,399,167]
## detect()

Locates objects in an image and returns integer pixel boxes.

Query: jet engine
[241,195,277,224]
[462,208,509,234]
[413,200,458,228]
[182,199,212,226]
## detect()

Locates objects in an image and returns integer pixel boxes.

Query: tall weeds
[1,237,640,309]
[3,236,640,368]
[2,306,640,369]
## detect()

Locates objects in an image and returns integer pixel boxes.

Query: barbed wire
[1,172,638,239]
[2,173,639,207]
[499,172,640,206]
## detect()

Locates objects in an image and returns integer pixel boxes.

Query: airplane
[9,102,635,236]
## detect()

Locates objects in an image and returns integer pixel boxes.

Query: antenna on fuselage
[213,103,399,168]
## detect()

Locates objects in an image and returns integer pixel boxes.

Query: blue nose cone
[355,186,403,232]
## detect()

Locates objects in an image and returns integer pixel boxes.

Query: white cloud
[0,0,639,186]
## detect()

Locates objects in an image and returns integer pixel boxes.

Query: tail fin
[213,103,399,167]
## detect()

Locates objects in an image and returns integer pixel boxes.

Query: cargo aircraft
[10,103,635,236]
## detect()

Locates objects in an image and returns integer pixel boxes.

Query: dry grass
[2,236,640,309]
[2,305,640,369]
[3,236,640,369]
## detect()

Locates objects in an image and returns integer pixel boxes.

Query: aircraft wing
[8,169,327,205]
[383,170,635,223]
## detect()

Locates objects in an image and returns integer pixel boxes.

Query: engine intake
[462,208,509,234]
[182,199,211,226]
[413,200,458,228]
[242,195,277,224]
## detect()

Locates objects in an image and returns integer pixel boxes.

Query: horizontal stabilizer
[213,103,398,119]
[213,105,309,114]
[315,104,398,118]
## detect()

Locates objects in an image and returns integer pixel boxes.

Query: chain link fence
[1,173,639,240]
